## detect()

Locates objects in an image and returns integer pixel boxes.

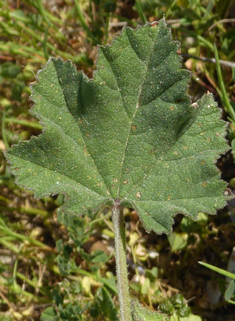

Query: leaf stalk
[112,199,132,321]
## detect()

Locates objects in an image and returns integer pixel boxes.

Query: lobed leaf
[131,298,169,321]
[6,20,229,234]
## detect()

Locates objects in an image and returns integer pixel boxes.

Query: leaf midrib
[116,29,188,200]
[116,31,157,198]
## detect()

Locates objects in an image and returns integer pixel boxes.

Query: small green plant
[5,20,229,320]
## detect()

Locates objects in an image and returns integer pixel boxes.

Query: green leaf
[0,62,21,78]
[131,299,169,321]
[6,19,229,234]
[231,138,235,159]
[52,288,63,307]
[97,287,119,320]
[174,314,202,321]
[140,277,151,295]
[90,250,108,263]
[40,307,59,321]
[168,232,187,251]
[225,280,235,301]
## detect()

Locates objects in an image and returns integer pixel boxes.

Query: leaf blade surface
[6,20,229,233]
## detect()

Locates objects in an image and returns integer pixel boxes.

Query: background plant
[1,1,235,321]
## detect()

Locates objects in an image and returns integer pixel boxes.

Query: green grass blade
[214,44,235,122]
[199,261,235,280]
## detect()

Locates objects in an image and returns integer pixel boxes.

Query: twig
[208,18,235,32]
[0,287,16,312]
[182,53,235,68]
[108,19,181,29]
[63,19,182,33]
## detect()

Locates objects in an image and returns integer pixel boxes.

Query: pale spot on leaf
[192,102,198,108]
[136,192,141,198]
[131,125,137,131]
